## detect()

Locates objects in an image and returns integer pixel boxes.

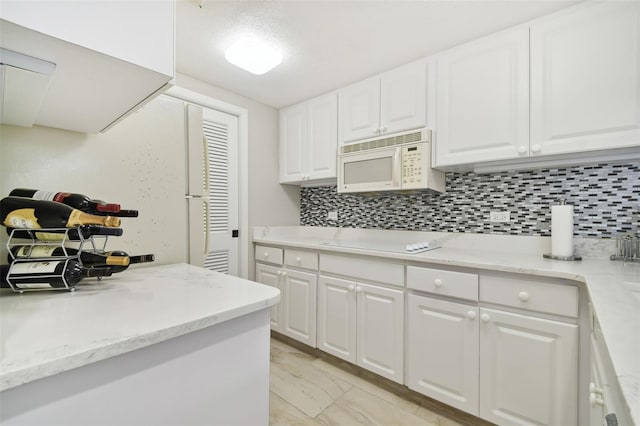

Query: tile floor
[269,338,471,426]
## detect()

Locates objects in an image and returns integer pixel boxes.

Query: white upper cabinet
[279,92,338,184]
[434,27,530,168]
[530,1,640,156]
[0,1,174,133]
[339,61,428,144]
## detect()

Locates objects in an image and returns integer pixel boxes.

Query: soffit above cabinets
[0,7,173,134]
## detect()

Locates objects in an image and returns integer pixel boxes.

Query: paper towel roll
[551,204,574,257]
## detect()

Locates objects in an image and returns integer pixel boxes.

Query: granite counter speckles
[0,263,280,392]
[301,162,640,238]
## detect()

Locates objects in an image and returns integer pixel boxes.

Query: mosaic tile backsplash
[300,162,640,238]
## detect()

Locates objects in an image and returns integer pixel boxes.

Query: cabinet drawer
[480,275,578,318]
[255,245,283,265]
[407,266,478,301]
[284,249,318,270]
[320,254,404,287]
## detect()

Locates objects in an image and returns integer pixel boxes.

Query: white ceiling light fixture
[224,35,282,75]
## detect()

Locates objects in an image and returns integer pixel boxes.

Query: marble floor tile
[270,350,353,417]
[270,337,305,354]
[270,392,322,426]
[315,386,438,426]
[413,405,465,426]
[311,358,421,414]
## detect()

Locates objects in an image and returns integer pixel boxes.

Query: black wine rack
[5,227,110,293]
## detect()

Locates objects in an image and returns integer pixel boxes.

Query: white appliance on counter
[337,128,445,193]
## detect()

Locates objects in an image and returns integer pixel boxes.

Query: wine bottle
[1,196,120,229]
[86,251,154,274]
[9,189,138,217]
[8,246,130,267]
[5,260,110,289]
[1,264,10,289]
[7,225,124,241]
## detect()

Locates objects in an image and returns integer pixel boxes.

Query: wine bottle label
[3,209,41,229]
[32,190,56,201]
[15,283,51,289]
[16,246,58,257]
[11,261,61,274]
[34,232,64,242]
[53,193,72,203]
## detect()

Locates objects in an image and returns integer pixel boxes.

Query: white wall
[0,96,189,267]
[1,75,300,280]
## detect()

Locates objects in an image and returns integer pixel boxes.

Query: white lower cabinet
[407,294,479,414]
[281,269,317,346]
[254,247,318,347]
[255,263,283,332]
[407,266,579,425]
[318,275,404,383]
[479,307,578,426]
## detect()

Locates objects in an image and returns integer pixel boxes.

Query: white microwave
[337,128,445,194]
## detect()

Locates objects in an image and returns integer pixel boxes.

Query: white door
[255,263,282,332]
[338,76,380,144]
[479,308,578,426]
[307,93,338,180]
[434,26,529,167]
[380,61,426,136]
[317,275,357,362]
[281,269,317,346]
[530,1,640,156]
[279,103,306,183]
[407,294,479,415]
[202,108,239,275]
[356,282,404,383]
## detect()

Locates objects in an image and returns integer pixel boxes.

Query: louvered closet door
[202,108,239,275]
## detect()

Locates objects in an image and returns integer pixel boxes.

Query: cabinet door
[435,27,529,167]
[479,308,578,426]
[255,263,282,332]
[317,276,356,362]
[531,1,640,156]
[380,61,426,135]
[338,76,380,144]
[281,269,317,347]
[407,294,479,415]
[279,104,307,183]
[356,282,404,383]
[307,93,338,180]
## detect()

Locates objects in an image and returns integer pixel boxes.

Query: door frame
[164,86,249,279]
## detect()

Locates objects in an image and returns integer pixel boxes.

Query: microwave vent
[340,129,430,154]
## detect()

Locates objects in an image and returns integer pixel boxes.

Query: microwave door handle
[393,149,402,187]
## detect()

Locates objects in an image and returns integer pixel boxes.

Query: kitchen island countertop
[0,263,280,392]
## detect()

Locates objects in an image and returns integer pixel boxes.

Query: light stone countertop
[253,226,640,424]
[0,263,280,392]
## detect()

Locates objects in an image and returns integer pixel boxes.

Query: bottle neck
[67,210,121,227]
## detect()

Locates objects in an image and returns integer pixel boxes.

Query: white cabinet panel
[479,307,578,426]
[407,294,479,414]
[281,269,317,346]
[339,61,427,144]
[279,93,337,184]
[435,27,529,167]
[356,283,404,383]
[255,263,282,332]
[317,276,357,362]
[380,61,427,136]
[307,94,338,179]
[531,1,640,156]
[279,104,306,182]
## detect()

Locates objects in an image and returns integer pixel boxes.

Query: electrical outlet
[327,211,338,221]
[490,211,511,223]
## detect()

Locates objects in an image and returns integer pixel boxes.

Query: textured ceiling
[176,0,578,109]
